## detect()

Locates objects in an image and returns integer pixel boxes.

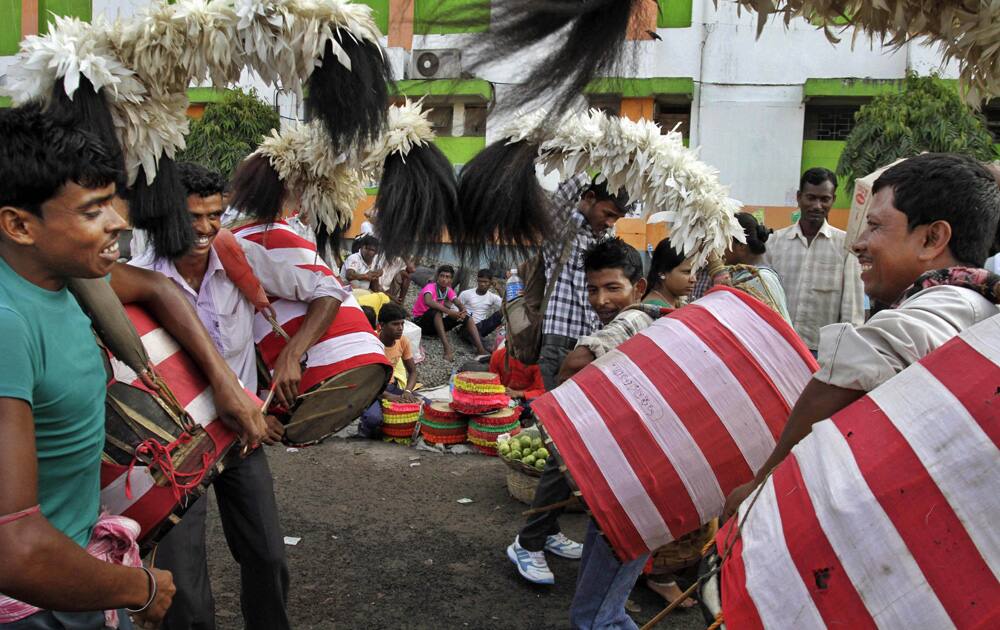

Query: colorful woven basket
[451,371,510,414]
[381,400,421,445]
[420,401,468,445]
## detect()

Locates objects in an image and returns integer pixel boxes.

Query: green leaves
[177,88,280,179]
[837,74,995,189]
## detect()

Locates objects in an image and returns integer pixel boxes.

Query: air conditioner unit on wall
[407,49,462,80]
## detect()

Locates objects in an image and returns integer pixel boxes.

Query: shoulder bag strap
[538,232,577,315]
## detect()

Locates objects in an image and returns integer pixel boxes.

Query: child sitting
[359,303,420,438]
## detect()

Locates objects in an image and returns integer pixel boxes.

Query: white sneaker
[544,532,584,560]
[507,536,555,585]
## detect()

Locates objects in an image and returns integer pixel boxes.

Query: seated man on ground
[458,268,503,348]
[341,234,383,293]
[723,152,1000,518]
[411,264,489,361]
[359,303,421,438]
[507,238,646,591]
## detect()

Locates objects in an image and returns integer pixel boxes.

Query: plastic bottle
[505,268,524,302]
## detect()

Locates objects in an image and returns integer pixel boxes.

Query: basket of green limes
[497,429,550,477]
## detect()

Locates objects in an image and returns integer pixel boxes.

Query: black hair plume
[306,32,393,152]
[227,153,285,223]
[47,76,126,189]
[454,139,551,260]
[466,0,639,116]
[130,156,195,259]
[374,142,457,260]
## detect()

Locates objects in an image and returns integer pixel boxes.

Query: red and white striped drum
[532,287,818,562]
[100,304,242,550]
[717,315,1000,629]
[231,220,391,446]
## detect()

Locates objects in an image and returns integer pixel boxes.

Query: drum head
[284,363,390,445]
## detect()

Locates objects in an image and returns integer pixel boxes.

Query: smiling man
[131,162,349,630]
[724,152,1000,519]
[765,167,864,353]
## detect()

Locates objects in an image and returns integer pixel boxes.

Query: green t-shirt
[0,258,106,546]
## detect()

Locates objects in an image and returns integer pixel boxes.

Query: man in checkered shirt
[538,174,632,389]
[506,174,631,587]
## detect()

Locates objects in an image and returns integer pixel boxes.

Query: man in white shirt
[458,268,503,344]
[765,168,865,352]
[341,234,382,292]
[724,153,1000,518]
[131,162,349,630]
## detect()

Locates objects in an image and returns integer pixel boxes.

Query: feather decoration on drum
[532,287,818,562]
[728,0,1000,103]
[486,109,744,270]
[716,314,1000,629]
[1,0,390,187]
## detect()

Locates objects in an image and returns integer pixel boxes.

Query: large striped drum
[716,314,1000,629]
[231,220,391,446]
[532,287,817,561]
[101,304,242,550]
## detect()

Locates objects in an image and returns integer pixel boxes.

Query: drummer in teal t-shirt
[0,105,266,628]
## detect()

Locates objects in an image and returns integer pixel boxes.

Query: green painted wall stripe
[0,96,12,108]
[804,77,959,98]
[585,77,694,98]
[0,0,21,56]
[393,79,493,100]
[354,0,388,36]
[433,136,485,164]
[38,0,92,34]
[413,0,489,35]
[800,140,851,209]
[657,0,693,28]
[187,87,230,103]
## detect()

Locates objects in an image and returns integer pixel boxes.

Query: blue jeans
[569,520,650,630]
[1,610,133,629]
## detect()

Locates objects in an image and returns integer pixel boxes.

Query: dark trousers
[473,311,503,339]
[518,455,573,552]
[538,336,575,392]
[359,383,403,438]
[155,448,289,630]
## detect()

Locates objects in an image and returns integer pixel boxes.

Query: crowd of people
[1,94,999,630]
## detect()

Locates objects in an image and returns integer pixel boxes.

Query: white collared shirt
[764,220,864,350]
[131,239,349,391]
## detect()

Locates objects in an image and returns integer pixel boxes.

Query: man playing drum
[0,106,267,628]
[131,162,350,630]
[724,152,1000,518]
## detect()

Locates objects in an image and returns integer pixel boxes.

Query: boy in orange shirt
[359,303,420,438]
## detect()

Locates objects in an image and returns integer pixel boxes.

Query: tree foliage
[178,88,280,179]
[837,74,998,188]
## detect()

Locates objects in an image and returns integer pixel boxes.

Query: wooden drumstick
[520,496,580,517]
[295,382,359,400]
[242,385,277,457]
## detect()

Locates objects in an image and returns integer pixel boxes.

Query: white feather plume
[509,110,744,270]
[361,99,435,174]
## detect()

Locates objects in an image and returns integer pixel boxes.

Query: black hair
[583,237,642,284]
[0,102,120,216]
[305,32,393,152]
[46,77,126,191]
[872,153,1000,266]
[643,238,686,298]
[799,167,838,193]
[176,162,227,198]
[464,0,639,117]
[356,233,379,249]
[437,264,456,277]
[477,268,493,279]
[228,153,285,223]
[584,176,632,214]
[455,139,552,259]
[374,142,458,261]
[130,157,195,259]
[735,212,772,256]
[361,305,377,329]
[378,302,408,325]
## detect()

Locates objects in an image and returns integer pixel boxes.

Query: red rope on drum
[125,433,217,502]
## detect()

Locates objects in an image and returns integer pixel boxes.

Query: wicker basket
[649,519,718,577]
[506,468,539,505]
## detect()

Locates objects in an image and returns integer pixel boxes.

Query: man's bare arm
[271,296,340,407]
[556,346,597,385]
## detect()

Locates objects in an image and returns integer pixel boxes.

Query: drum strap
[212,229,290,341]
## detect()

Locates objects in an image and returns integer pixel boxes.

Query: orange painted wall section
[22,0,38,37]
[620,97,654,122]
[388,0,414,50]
[626,0,657,41]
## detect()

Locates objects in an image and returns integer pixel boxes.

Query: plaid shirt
[542,174,605,339]
[689,268,714,301]
[764,221,865,350]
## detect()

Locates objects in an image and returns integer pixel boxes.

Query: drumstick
[242,384,277,457]
[295,382,359,400]
[520,496,580,517]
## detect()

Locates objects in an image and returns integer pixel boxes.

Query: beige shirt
[815,285,998,392]
[764,221,864,350]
